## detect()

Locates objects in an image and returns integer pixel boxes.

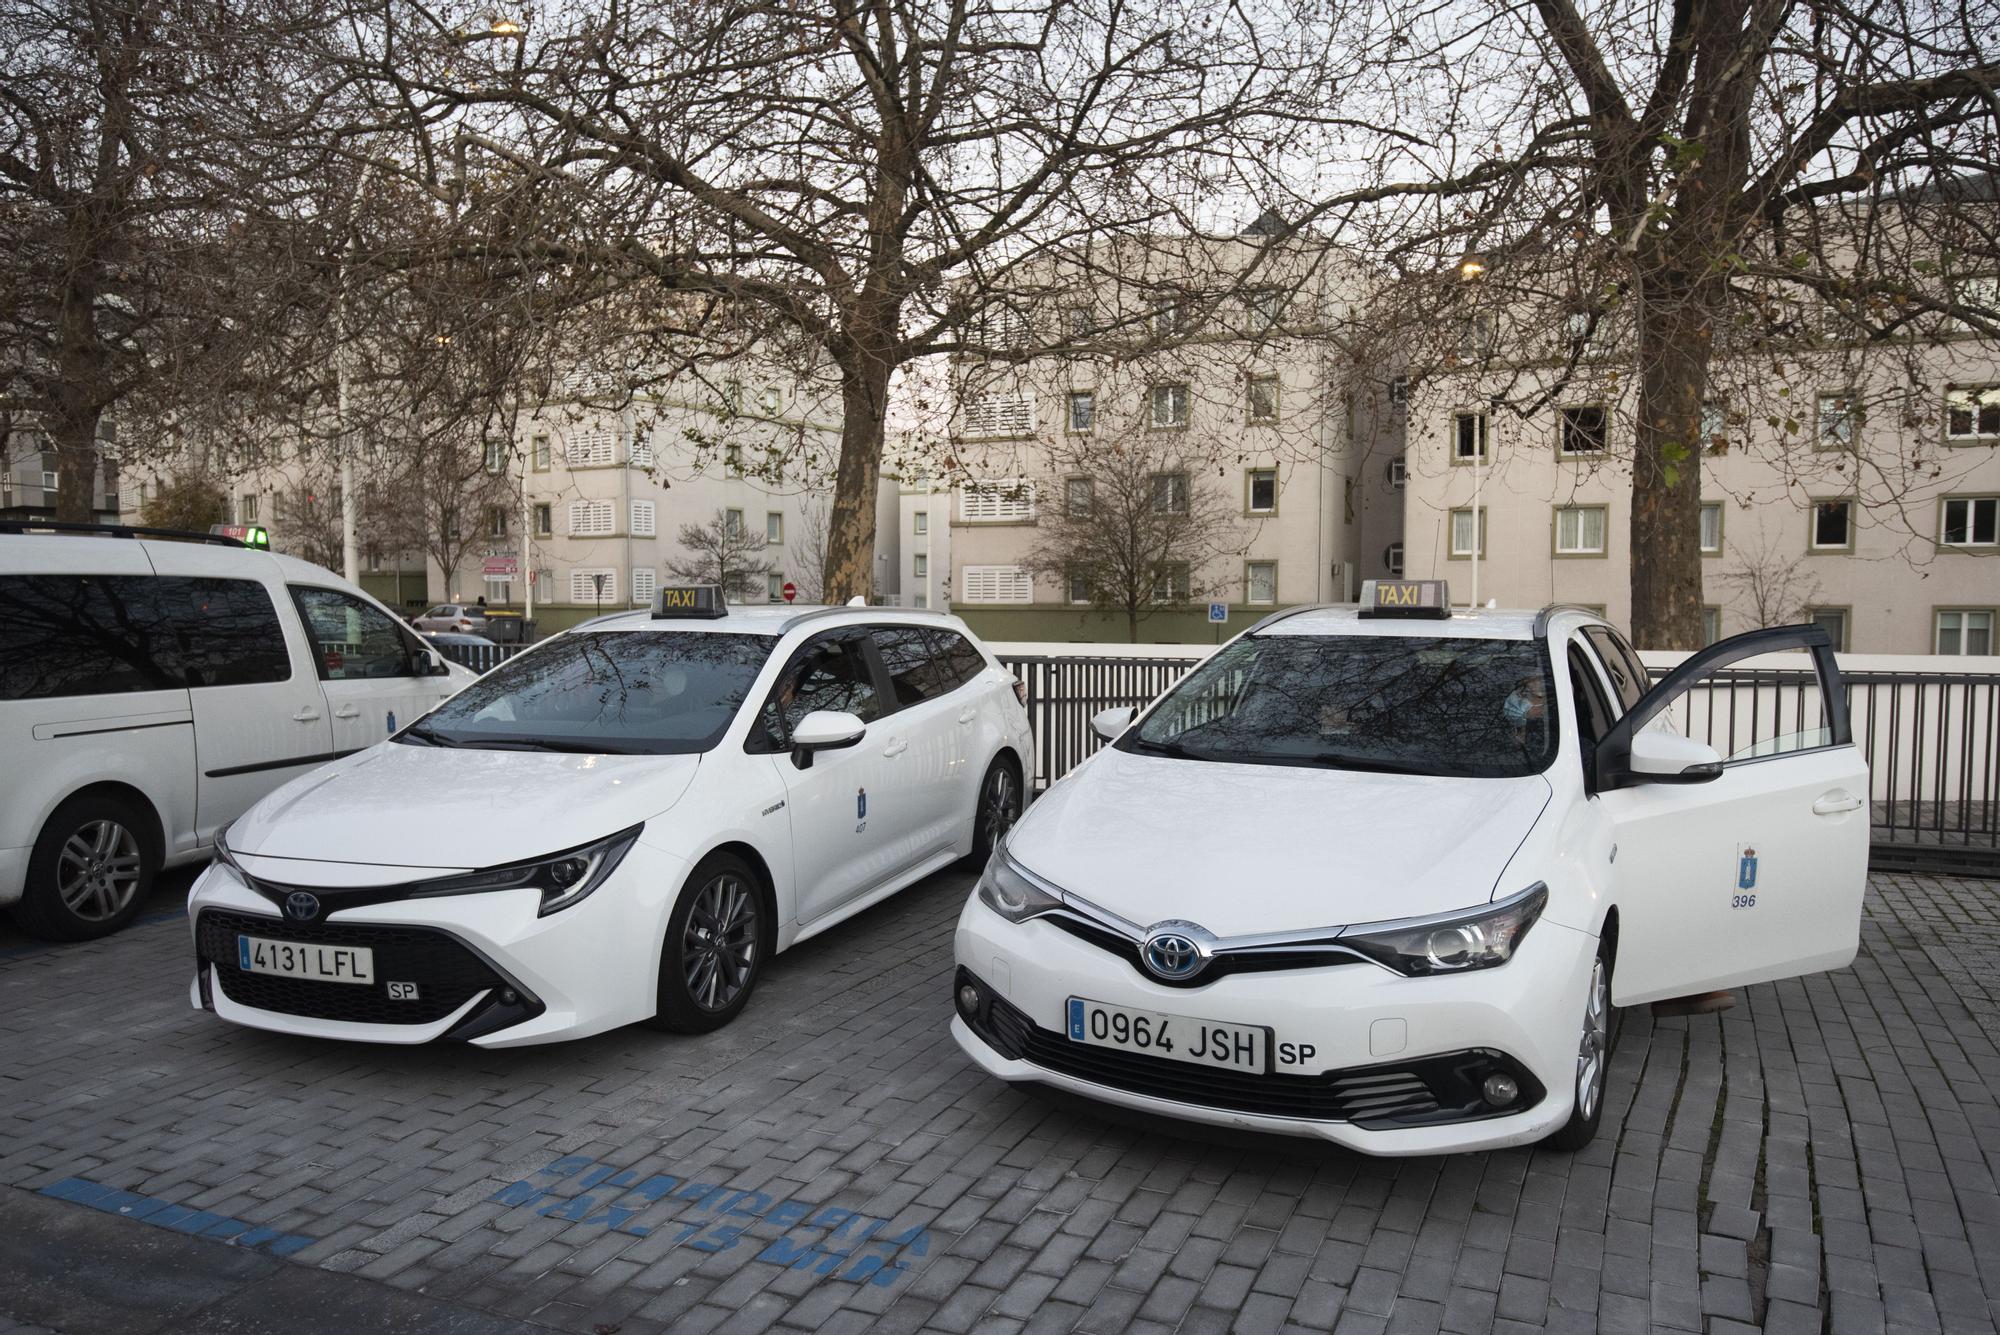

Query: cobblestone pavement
[2,867,1997,1335]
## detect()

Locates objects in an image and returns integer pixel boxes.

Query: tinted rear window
[0,574,291,700]
[928,631,987,692]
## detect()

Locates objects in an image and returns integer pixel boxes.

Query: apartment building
[2,422,122,525]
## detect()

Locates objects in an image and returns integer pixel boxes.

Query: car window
[870,626,940,707]
[1581,626,1648,714]
[424,605,452,619]
[170,578,293,687]
[926,630,988,693]
[1123,633,1558,778]
[1567,642,1616,768]
[778,636,881,735]
[291,587,419,680]
[0,574,184,700]
[407,630,774,754]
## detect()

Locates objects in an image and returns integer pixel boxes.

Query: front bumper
[186,838,691,1047]
[952,893,1596,1156]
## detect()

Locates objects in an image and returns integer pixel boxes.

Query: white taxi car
[952,580,1868,1155]
[188,587,1032,1045]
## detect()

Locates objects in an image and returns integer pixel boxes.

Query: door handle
[293,706,322,723]
[333,704,360,720]
[883,738,909,758]
[957,709,977,726]
[1813,792,1864,816]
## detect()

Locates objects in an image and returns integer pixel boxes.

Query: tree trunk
[48,408,102,524]
[822,354,892,605]
[52,270,106,524]
[1126,607,1138,643]
[1628,275,1716,650]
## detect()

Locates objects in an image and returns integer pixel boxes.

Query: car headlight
[408,826,643,916]
[976,846,1064,923]
[1340,884,1548,976]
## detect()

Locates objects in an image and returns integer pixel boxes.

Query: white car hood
[226,741,702,872]
[1006,745,1553,937]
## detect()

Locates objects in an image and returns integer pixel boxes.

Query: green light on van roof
[209,523,270,549]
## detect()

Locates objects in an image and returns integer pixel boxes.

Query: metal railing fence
[429,640,1998,873]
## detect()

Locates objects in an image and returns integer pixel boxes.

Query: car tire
[1544,936,1617,1151]
[964,755,1023,868]
[14,793,158,942]
[648,852,768,1034]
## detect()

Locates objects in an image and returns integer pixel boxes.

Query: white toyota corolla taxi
[188,587,1032,1046]
[953,580,1869,1155]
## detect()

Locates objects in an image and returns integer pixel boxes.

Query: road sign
[482,555,518,577]
[782,582,797,603]
[1208,601,1228,623]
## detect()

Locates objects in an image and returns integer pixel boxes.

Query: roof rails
[1239,603,1344,637]
[777,604,953,634]
[1531,603,1608,636]
[0,519,248,548]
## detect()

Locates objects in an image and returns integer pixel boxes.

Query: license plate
[237,935,374,985]
[1066,997,1268,1074]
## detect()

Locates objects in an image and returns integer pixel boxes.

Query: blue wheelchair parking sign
[1208,602,1228,623]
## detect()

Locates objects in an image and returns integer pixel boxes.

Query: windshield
[401,630,774,755]
[1123,633,1559,778]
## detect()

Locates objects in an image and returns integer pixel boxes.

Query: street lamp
[1458,254,1488,282]
[490,16,523,35]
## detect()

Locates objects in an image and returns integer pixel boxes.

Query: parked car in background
[0,523,479,941]
[187,587,1034,1046]
[419,632,498,649]
[413,603,489,634]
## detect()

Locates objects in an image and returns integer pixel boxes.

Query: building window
[569,499,615,536]
[724,444,743,475]
[960,480,1035,523]
[1453,411,1489,462]
[758,386,782,415]
[1067,390,1095,433]
[1702,606,1723,646]
[1246,468,1277,514]
[272,492,288,523]
[483,439,506,473]
[961,565,1032,603]
[1065,477,1094,518]
[1935,609,1994,656]
[1941,496,1998,547]
[1246,561,1277,605]
[913,510,927,536]
[1458,312,1495,359]
[1384,543,1404,576]
[1247,376,1280,423]
[1386,457,1406,489]
[630,500,657,537]
[912,553,927,580]
[1066,567,1090,603]
[239,494,259,522]
[1152,304,1193,340]
[1150,383,1190,429]
[767,573,785,603]
[1065,307,1092,339]
[486,506,508,538]
[1150,473,1189,515]
[724,508,745,539]
[1816,393,1856,451]
[1700,400,1728,449]
[532,434,551,470]
[1246,289,1282,333]
[961,393,1035,439]
[570,568,617,605]
[1448,506,1487,559]
[1554,505,1608,556]
[1945,385,2000,441]
[766,512,784,544]
[534,503,552,536]
[1151,563,1191,603]
[1700,502,1724,554]
[631,567,657,604]
[629,433,654,470]
[42,470,58,493]
[1559,405,1608,455]
[568,430,615,467]
[1810,499,1854,551]
[1809,607,1849,651]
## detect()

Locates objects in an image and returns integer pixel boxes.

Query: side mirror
[1090,706,1135,742]
[790,710,866,769]
[428,650,453,677]
[1625,730,1723,785]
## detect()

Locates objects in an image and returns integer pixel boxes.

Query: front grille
[196,909,505,1026]
[961,970,1541,1129]
[1043,914,1363,988]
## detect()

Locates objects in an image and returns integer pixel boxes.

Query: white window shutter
[570,568,617,603]
[961,565,1031,602]
[630,500,656,536]
[631,567,657,604]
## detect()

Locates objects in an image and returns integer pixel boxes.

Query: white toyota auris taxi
[953,580,1869,1155]
[188,587,1033,1046]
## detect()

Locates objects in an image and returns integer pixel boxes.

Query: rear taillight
[1013,679,1028,707]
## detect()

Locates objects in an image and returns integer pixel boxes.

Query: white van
[0,525,478,940]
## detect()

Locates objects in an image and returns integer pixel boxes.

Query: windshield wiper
[461,736,657,755]
[397,723,461,748]
[1126,736,1211,762]
[1303,752,1431,776]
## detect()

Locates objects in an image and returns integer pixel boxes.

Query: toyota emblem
[1142,928,1206,981]
[283,891,320,922]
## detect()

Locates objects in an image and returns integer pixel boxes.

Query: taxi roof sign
[209,523,270,550]
[1359,579,1450,619]
[651,584,728,619]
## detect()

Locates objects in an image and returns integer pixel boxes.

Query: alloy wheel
[981,767,1020,855]
[57,820,144,922]
[682,874,759,1012]
[1575,955,1610,1121]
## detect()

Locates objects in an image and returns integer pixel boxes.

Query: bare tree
[139,475,227,533]
[789,499,831,606]
[665,510,777,604]
[1717,534,1825,630]
[1356,0,1999,647]
[1026,443,1239,643]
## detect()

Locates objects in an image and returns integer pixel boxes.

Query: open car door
[1593,625,1869,1006]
